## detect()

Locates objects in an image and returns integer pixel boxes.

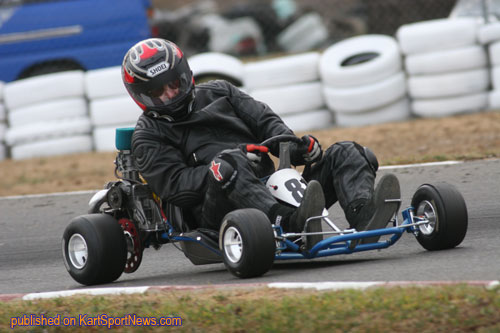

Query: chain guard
[118,218,143,273]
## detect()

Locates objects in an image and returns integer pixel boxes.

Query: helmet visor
[134,71,192,109]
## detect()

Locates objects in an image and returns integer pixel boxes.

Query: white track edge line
[379,160,462,170]
[17,280,500,300]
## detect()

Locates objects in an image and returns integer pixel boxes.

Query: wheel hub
[68,233,88,269]
[416,200,437,235]
[223,226,243,263]
[118,218,143,273]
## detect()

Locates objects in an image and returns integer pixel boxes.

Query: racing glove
[208,150,239,191]
[290,135,323,166]
[239,144,269,168]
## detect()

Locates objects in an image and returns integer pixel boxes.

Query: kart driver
[122,38,401,247]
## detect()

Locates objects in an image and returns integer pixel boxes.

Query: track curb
[1,280,498,302]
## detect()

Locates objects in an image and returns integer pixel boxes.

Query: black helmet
[122,38,195,121]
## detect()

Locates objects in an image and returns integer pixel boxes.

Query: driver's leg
[200,149,324,234]
[304,141,400,236]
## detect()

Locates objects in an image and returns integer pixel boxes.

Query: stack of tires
[85,66,141,152]
[320,34,410,127]
[243,52,332,132]
[397,18,490,117]
[0,81,6,161]
[4,71,93,160]
[188,52,245,87]
[478,21,500,109]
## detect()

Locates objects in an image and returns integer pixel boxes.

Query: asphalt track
[1,159,499,295]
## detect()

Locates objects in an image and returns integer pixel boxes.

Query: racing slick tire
[220,208,275,278]
[411,183,468,251]
[62,214,127,285]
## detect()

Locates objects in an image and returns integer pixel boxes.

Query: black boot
[289,180,325,249]
[348,173,401,248]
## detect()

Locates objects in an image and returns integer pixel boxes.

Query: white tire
[478,22,500,44]
[277,12,329,53]
[243,52,320,90]
[85,66,127,99]
[7,98,88,127]
[323,71,406,113]
[0,103,5,122]
[281,109,333,132]
[407,68,489,99]
[0,143,6,161]
[11,135,93,160]
[396,18,478,55]
[412,92,488,118]
[488,90,500,109]
[405,45,488,75]
[5,117,91,146]
[93,124,136,152]
[250,82,324,116]
[90,95,142,126]
[188,53,244,86]
[4,71,85,110]
[319,34,401,88]
[491,66,500,90]
[334,98,411,128]
[488,40,500,66]
[0,122,6,141]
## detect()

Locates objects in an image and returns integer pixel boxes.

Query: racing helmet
[122,38,195,121]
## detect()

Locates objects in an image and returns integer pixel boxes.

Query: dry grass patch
[1,112,500,197]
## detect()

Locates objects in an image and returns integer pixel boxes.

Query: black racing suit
[131,80,376,230]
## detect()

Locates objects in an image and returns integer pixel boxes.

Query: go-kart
[62,129,468,285]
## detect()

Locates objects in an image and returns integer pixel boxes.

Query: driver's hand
[302,135,322,163]
[238,144,268,168]
[291,135,323,166]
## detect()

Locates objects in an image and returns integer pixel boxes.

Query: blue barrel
[115,127,135,151]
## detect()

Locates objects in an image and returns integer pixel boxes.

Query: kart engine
[110,148,166,232]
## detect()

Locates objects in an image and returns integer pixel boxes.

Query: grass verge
[1,285,499,332]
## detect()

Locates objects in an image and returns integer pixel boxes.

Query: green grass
[2,285,499,332]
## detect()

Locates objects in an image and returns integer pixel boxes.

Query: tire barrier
[244,52,332,131]
[396,18,490,118]
[397,18,478,55]
[0,82,6,161]
[2,16,500,160]
[188,53,244,87]
[3,72,92,160]
[84,66,142,152]
[84,66,128,100]
[4,71,85,110]
[7,98,88,127]
[481,22,500,110]
[319,34,410,127]
[243,52,320,90]
[319,34,402,88]
[250,82,324,116]
[0,122,6,161]
[11,135,93,160]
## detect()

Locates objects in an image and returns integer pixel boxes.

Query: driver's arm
[131,118,208,208]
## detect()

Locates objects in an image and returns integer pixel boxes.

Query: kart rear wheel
[220,208,275,278]
[62,214,127,285]
[411,183,468,251]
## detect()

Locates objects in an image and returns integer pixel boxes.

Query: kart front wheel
[411,183,468,251]
[220,208,275,278]
[62,214,127,285]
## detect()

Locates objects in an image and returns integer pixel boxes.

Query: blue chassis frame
[161,206,426,261]
[274,207,420,260]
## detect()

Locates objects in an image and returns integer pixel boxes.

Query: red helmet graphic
[122,38,195,121]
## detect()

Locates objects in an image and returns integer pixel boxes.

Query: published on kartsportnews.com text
[10,313,182,329]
